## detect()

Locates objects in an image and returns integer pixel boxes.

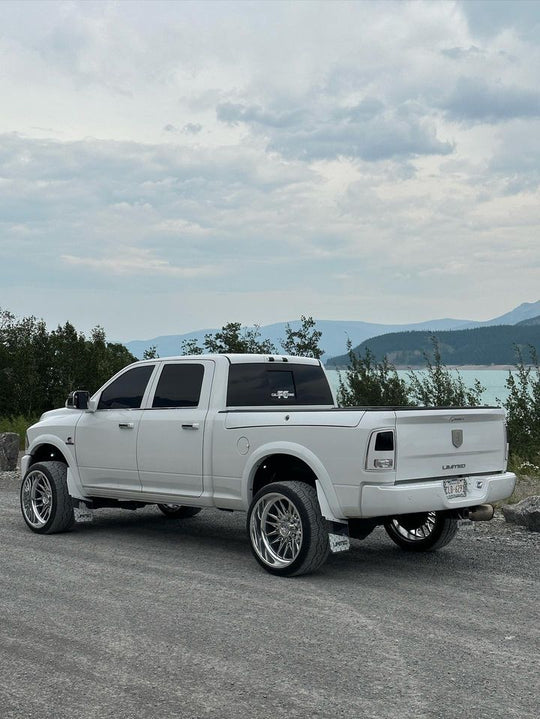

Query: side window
[98,365,155,410]
[152,364,205,408]
[227,364,333,406]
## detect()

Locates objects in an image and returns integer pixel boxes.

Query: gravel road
[1,473,538,719]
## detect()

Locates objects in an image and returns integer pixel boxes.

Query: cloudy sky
[1,0,539,342]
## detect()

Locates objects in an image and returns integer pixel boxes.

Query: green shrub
[338,341,409,406]
[406,336,485,407]
[503,347,540,463]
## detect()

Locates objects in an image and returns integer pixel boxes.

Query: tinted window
[227,363,333,406]
[152,364,205,408]
[98,365,155,410]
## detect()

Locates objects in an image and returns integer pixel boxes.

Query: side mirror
[66,390,90,410]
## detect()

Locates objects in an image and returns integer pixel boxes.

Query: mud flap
[327,520,350,554]
[72,499,94,523]
[315,480,350,553]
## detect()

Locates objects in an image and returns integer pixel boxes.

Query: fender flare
[241,441,346,521]
[26,434,88,501]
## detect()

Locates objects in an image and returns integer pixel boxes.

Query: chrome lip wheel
[249,492,303,569]
[390,511,437,541]
[21,471,53,529]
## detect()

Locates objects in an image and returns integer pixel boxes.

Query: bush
[503,347,540,463]
[338,341,409,406]
[406,336,485,407]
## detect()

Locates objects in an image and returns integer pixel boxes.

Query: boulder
[502,496,540,533]
[0,432,20,471]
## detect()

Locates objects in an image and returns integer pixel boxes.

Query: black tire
[247,481,329,577]
[157,504,202,519]
[384,511,458,552]
[20,461,75,534]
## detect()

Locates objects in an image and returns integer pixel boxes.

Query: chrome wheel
[249,492,303,569]
[384,511,459,552]
[21,470,53,529]
[389,511,437,541]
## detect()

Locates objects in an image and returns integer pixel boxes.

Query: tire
[157,504,202,519]
[20,461,75,534]
[384,511,458,552]
[247,481,329,577]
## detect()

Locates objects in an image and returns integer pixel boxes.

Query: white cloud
[61,246,223,278]
[0,0,539,339]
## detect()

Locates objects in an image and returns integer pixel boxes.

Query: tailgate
[395,408,506,482]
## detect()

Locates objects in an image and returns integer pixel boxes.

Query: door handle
[118,422,134,429]
[182,423,200,430]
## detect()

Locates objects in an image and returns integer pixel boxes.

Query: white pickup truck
[21,354,516,576]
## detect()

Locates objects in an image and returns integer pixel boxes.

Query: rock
[502,496,540,533]
[0,432,20,471]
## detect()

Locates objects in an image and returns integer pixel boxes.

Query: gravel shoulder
[1,470,539,719]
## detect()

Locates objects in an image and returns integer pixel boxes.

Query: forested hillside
[327,325,540,367]
[517,315,540,326]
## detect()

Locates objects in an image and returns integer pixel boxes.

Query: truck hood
[39,407,82,422]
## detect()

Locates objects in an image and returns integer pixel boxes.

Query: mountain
[326,325,540,368]
[125,300,540,361]
[485,301,540,326]
[517,314,540,327]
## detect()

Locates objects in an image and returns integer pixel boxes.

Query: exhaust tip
[465,504,494,522]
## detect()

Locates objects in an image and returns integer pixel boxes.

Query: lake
[325,368,514,406]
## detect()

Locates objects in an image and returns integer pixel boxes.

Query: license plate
[443,477,468,498]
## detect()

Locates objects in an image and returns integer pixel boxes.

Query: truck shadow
[74,506,485,580]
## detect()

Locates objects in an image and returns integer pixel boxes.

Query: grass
[0,415,40,449]
[506,455,540,504]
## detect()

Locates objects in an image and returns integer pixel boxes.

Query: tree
[502,346,540,462]
[406,335,485,407]
[0,309,136,417]
[143,345,159,359]
[182,322,276,355]
[180,338,204,355]
[280,316,323,359]
[338,340,409,406]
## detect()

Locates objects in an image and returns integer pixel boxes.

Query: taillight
[366,429,396,471]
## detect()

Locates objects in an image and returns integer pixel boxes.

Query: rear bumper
[360,472,516,518]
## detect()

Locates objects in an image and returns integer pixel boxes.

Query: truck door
[137,360,214,498]
[75,364,157,494]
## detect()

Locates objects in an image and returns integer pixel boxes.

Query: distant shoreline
[396,365,516,371]
[326,364,519,371]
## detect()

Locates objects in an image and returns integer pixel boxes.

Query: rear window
[227,363,333,406]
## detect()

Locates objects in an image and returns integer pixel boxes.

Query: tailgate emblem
[452,429,463,448]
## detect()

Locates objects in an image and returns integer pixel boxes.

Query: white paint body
[22,354,516,520]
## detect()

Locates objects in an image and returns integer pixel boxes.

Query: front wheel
[20,461,75,534]
[384,511,458,552]
[157,504,202,519]
[247,481,329,577]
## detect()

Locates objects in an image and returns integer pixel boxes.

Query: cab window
[98,365,155,410]
[152,364,205,408]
